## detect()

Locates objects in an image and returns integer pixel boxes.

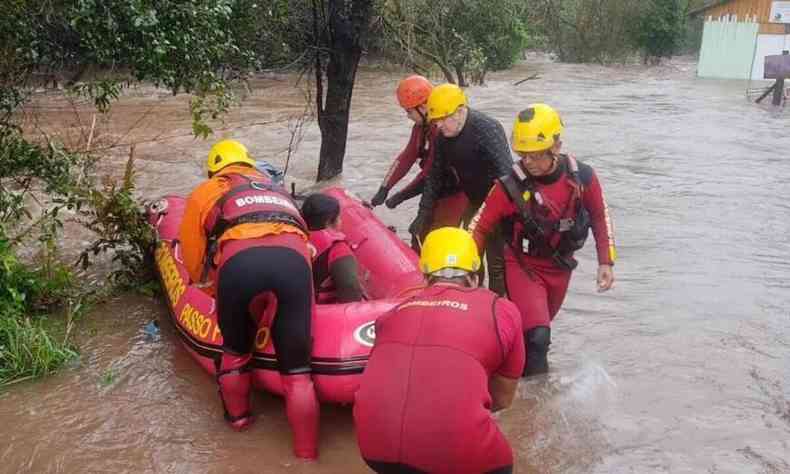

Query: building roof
[689,0,731,17]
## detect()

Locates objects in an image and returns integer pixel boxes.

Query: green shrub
[632,0,687,63]
[0,234,78,386]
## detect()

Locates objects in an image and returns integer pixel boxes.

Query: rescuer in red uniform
[354,227,525,474]
[470,104,616,376]
[179,140,319,459]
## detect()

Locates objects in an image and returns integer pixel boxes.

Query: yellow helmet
[419,227,481,276]
[207,139,255,174]
[426,83,468,121]
[511,104,564,153]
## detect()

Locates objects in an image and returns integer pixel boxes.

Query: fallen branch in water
[513,74,540,86]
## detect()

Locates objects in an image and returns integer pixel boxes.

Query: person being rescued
[469,104,616,377]
[354,227,524,474]
[408,83,514,296]
[368,75,468,249]
[301,193,365,303]
[178,139,319,460]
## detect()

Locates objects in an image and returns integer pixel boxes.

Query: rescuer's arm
[478,118,514,183]
[179,181,220,283]
[385,176,425,209]
[581,169,616,292]
[489,298,525,412]
[328,243,365,302]
[372,125,423,206]
[469,182,509,254]
[410,145,445,236]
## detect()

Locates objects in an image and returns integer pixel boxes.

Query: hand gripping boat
[147,187,424,404]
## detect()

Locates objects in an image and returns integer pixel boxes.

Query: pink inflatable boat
[147,187,424,404]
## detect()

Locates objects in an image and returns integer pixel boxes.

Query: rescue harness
[499,154,592,271]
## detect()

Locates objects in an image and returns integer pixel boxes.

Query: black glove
[385,193,405,209]
[408,211,432,238]
[386,184,423,209]
[370,186,389,207]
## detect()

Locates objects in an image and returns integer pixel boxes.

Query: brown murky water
[2,55,790,473]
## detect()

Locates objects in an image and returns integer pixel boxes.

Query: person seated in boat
[353,227,525,474]
[179,139,319,460]
[301,193,365,303]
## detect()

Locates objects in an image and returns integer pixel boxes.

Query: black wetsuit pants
[217,245,313,374]
[365,460,513,474]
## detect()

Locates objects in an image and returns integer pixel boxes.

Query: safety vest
[200,173,307,280]
[308,228,348,302]
[204,173,306,238]
[500,155,592,269]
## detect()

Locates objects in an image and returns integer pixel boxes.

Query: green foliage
[383,0,529,85]
[537,0,639,63]
[0,129,85,231]
[99,366,117,387]
[189,85,237,139]
[527,0,689,64]
[76,150,156,289]
[68,80,123,113]
[632,0,688,63]
[0,232,79,386]
[66,0,259,93]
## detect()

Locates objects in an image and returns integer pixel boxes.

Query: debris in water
[143,320,160,340]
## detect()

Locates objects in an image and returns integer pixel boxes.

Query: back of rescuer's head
[301,193,341,231]
[206,139,255,177]
[419,227,481,279]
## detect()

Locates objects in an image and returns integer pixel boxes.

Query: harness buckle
[558,218,575,232]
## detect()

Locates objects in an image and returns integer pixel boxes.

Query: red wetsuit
[182,170,319,457]
[381,123,435,194]
[308,228,364,303]
[354,284,525,474]
[381,123,468,227]
[470,155,616,331]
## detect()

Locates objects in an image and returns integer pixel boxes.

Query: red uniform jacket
[308,228,360,303]
[381,123,438,195]
[470,157,616,270]
[354,284,525,474]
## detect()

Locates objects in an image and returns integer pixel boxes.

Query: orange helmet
[396,75,433,109]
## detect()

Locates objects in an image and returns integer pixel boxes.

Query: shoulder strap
[500,167,545,244]
[566,154,593,187]
[500,167,528,212]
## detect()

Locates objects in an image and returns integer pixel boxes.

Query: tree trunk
[315,0,374,182]
[454,64,468,87]
[317,47,361,181]
[436,61,456,84]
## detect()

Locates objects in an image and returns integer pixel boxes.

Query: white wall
[751,34,790,80]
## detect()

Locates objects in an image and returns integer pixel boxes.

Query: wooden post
[773,78,785,106]
[755,83,777,104]
[761,51,790,106]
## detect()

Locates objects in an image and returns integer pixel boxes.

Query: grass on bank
[0,237,80,387]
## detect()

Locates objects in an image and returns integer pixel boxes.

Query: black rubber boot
[524,326,551,376]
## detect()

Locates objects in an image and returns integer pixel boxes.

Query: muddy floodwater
[2,55,789,473]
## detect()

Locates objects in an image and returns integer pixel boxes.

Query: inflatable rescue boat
[147,187,424,404]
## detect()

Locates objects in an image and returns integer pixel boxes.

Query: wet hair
[301,193,340,231]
